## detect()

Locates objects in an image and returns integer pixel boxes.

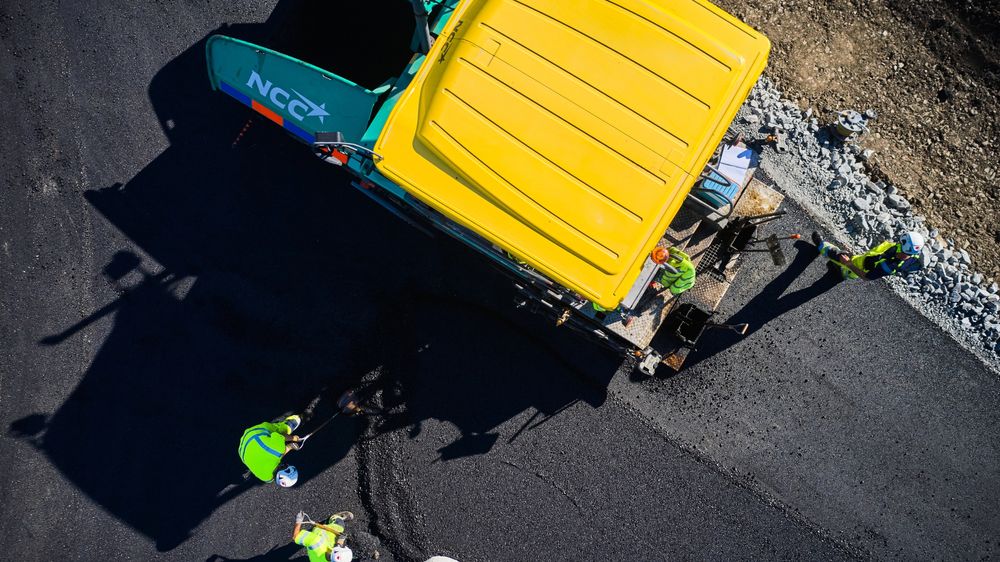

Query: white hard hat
[275,465,298,488]
[425,557,460,562]
[899,231,925,255]
[331,546,353,562]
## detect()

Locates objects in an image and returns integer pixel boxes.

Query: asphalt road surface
[1,2,997,561]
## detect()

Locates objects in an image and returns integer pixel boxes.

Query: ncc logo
[246,70,329,124]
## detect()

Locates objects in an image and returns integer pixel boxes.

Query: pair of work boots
[811,231,853,277]
[811,231,846,258]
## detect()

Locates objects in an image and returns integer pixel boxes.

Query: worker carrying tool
[238,415,303,487]
[292,510,355,562]
[652,247,696,295]
[811,230,925,280]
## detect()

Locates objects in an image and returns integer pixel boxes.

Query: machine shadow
[205,542,301,562]
[361,289,615,463]
[11,0,615,552]
[684,241,843,369]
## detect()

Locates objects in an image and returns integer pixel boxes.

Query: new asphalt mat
[0,1,996,560]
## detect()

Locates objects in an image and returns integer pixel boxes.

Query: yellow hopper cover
[375,0,769,309]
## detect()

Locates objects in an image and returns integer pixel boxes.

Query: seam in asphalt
[605,387,866,560]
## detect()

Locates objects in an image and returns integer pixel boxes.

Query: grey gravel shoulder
[735,77,1000,376]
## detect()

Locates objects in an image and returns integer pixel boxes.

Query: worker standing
[811,230,925,280]
[292,510,355,562]
[654,247,696,295]
[238,415,303,487]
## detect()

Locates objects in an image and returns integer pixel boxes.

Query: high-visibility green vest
[238,421,289,481]
[294,524,343,562]
[842,241,915,280]
[657,249,696,295]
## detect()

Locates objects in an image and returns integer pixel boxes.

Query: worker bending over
[811,231,925,280]
[293,510,355,562]
[239,415,303,487]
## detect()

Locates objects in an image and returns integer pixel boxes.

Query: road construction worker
[811,230,925,280]
[653,247,696,295]
[293,510,355,562]
[239,415,303,487]
[591,246,695,315]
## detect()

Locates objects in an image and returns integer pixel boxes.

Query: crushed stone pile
[734,77,1000,367]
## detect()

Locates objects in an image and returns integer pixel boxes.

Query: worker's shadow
[11,247,372,552]
[11,0,619,554]
[685,240,843,368]
[9,0,420,553]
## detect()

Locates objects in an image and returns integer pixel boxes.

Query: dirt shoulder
[717,0,1000,279]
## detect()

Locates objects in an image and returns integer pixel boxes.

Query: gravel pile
[715,0,1000,281]
[734,77,1000,369]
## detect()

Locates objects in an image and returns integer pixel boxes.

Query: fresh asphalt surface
[1,1,997,561]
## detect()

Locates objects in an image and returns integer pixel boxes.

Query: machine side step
[658,179,786,373]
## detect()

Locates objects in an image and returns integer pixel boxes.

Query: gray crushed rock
[733,77,1000,373]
